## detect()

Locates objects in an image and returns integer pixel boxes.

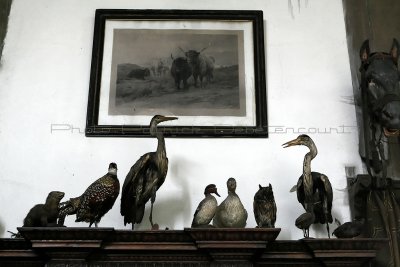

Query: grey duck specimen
[23,191,65,227]
[253,183,277,228]
[57,163,119,227]
[283,134,333,237]
[295,212,315,238]
[121,115,178,230]
[213,178,248,228]
[332,218,365,238]
[191,184,220,228]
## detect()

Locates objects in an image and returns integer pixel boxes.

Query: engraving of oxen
[128,68,151,80]
[180,47,215,88]
[170,54,192,90]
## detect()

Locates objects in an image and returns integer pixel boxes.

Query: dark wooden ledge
[0,227,387,266]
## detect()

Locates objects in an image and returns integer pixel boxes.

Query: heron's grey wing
[320,174,333,204]
[120,153,152,216]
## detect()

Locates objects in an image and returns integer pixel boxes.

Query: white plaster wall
[0,0,363,239]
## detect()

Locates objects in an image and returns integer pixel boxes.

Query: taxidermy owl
[253,183,277,228]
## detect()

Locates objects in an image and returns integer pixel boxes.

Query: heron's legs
[323,197,330,238]
[149,192,156,228]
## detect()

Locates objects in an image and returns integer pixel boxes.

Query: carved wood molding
[0,227,388,267]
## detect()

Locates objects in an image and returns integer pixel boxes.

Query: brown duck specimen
[58,163,119,227]
[283,135,333,238]
[253,183,277,228]
[332,218,365,238]
[213,178,248,228]
[121,115,178,230]
[191,184,220,228]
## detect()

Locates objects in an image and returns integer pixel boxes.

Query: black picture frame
[85,9,267,137]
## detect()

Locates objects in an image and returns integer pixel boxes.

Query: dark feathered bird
[283,135,333,237]
[191,184,220,228]
[253,183,277,228]
[120,115,178,230]
[333,218,365,238]
[295,212,315,238]
[57,163,119,227]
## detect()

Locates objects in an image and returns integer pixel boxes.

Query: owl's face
[255,184,274,201]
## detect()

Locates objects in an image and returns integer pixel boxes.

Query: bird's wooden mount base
[0,227,387,266]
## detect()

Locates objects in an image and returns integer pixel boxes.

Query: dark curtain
[366,188,400,267]
[350,176,400,267]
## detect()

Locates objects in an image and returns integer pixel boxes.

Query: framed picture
[85,9,267,137]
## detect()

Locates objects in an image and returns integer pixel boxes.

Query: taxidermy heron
[120,115,177,230]
[283,134,333,237]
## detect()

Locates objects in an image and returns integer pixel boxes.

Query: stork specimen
[120,115,177,230]
[283,134,333,237]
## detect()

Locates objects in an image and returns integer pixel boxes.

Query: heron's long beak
[160,116,178,122]
[282,138,301,148]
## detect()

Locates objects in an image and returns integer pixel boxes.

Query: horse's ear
[390,38,399,62]
[360,39,370,63]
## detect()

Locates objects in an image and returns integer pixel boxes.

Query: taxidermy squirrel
[9,191,65,238]
[22,191,65,227]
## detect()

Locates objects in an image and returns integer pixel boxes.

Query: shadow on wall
[133,157,193,230]
[0,0,12,62]
[0,216,5,236]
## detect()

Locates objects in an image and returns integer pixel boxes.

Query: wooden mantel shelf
[0,227,387,266]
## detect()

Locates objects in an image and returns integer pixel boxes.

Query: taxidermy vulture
[57,163,119,227]
[253,183,277,228]
[120,115,178,230]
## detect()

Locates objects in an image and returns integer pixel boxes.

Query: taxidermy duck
[332,218,365,238]
[213,177,248,228]
[120,115,178,230]
[58,163,119,227]
[191,184,220,228]
[253,183,277,228]
[283,134,333,237]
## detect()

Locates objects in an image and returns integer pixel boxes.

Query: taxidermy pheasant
[58,163,119,227]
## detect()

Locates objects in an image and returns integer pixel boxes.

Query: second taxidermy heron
[283,134,333,237]
[120,115,177,230]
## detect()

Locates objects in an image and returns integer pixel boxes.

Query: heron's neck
[154,131,168,176]
[303,144,317,207]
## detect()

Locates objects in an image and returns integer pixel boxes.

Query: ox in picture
[108,29,246,117]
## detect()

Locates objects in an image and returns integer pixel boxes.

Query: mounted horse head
[360,39,400,136]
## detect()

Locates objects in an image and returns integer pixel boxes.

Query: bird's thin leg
[326,222,330,238]
[149,192,156,228]
[323,197,330,238]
